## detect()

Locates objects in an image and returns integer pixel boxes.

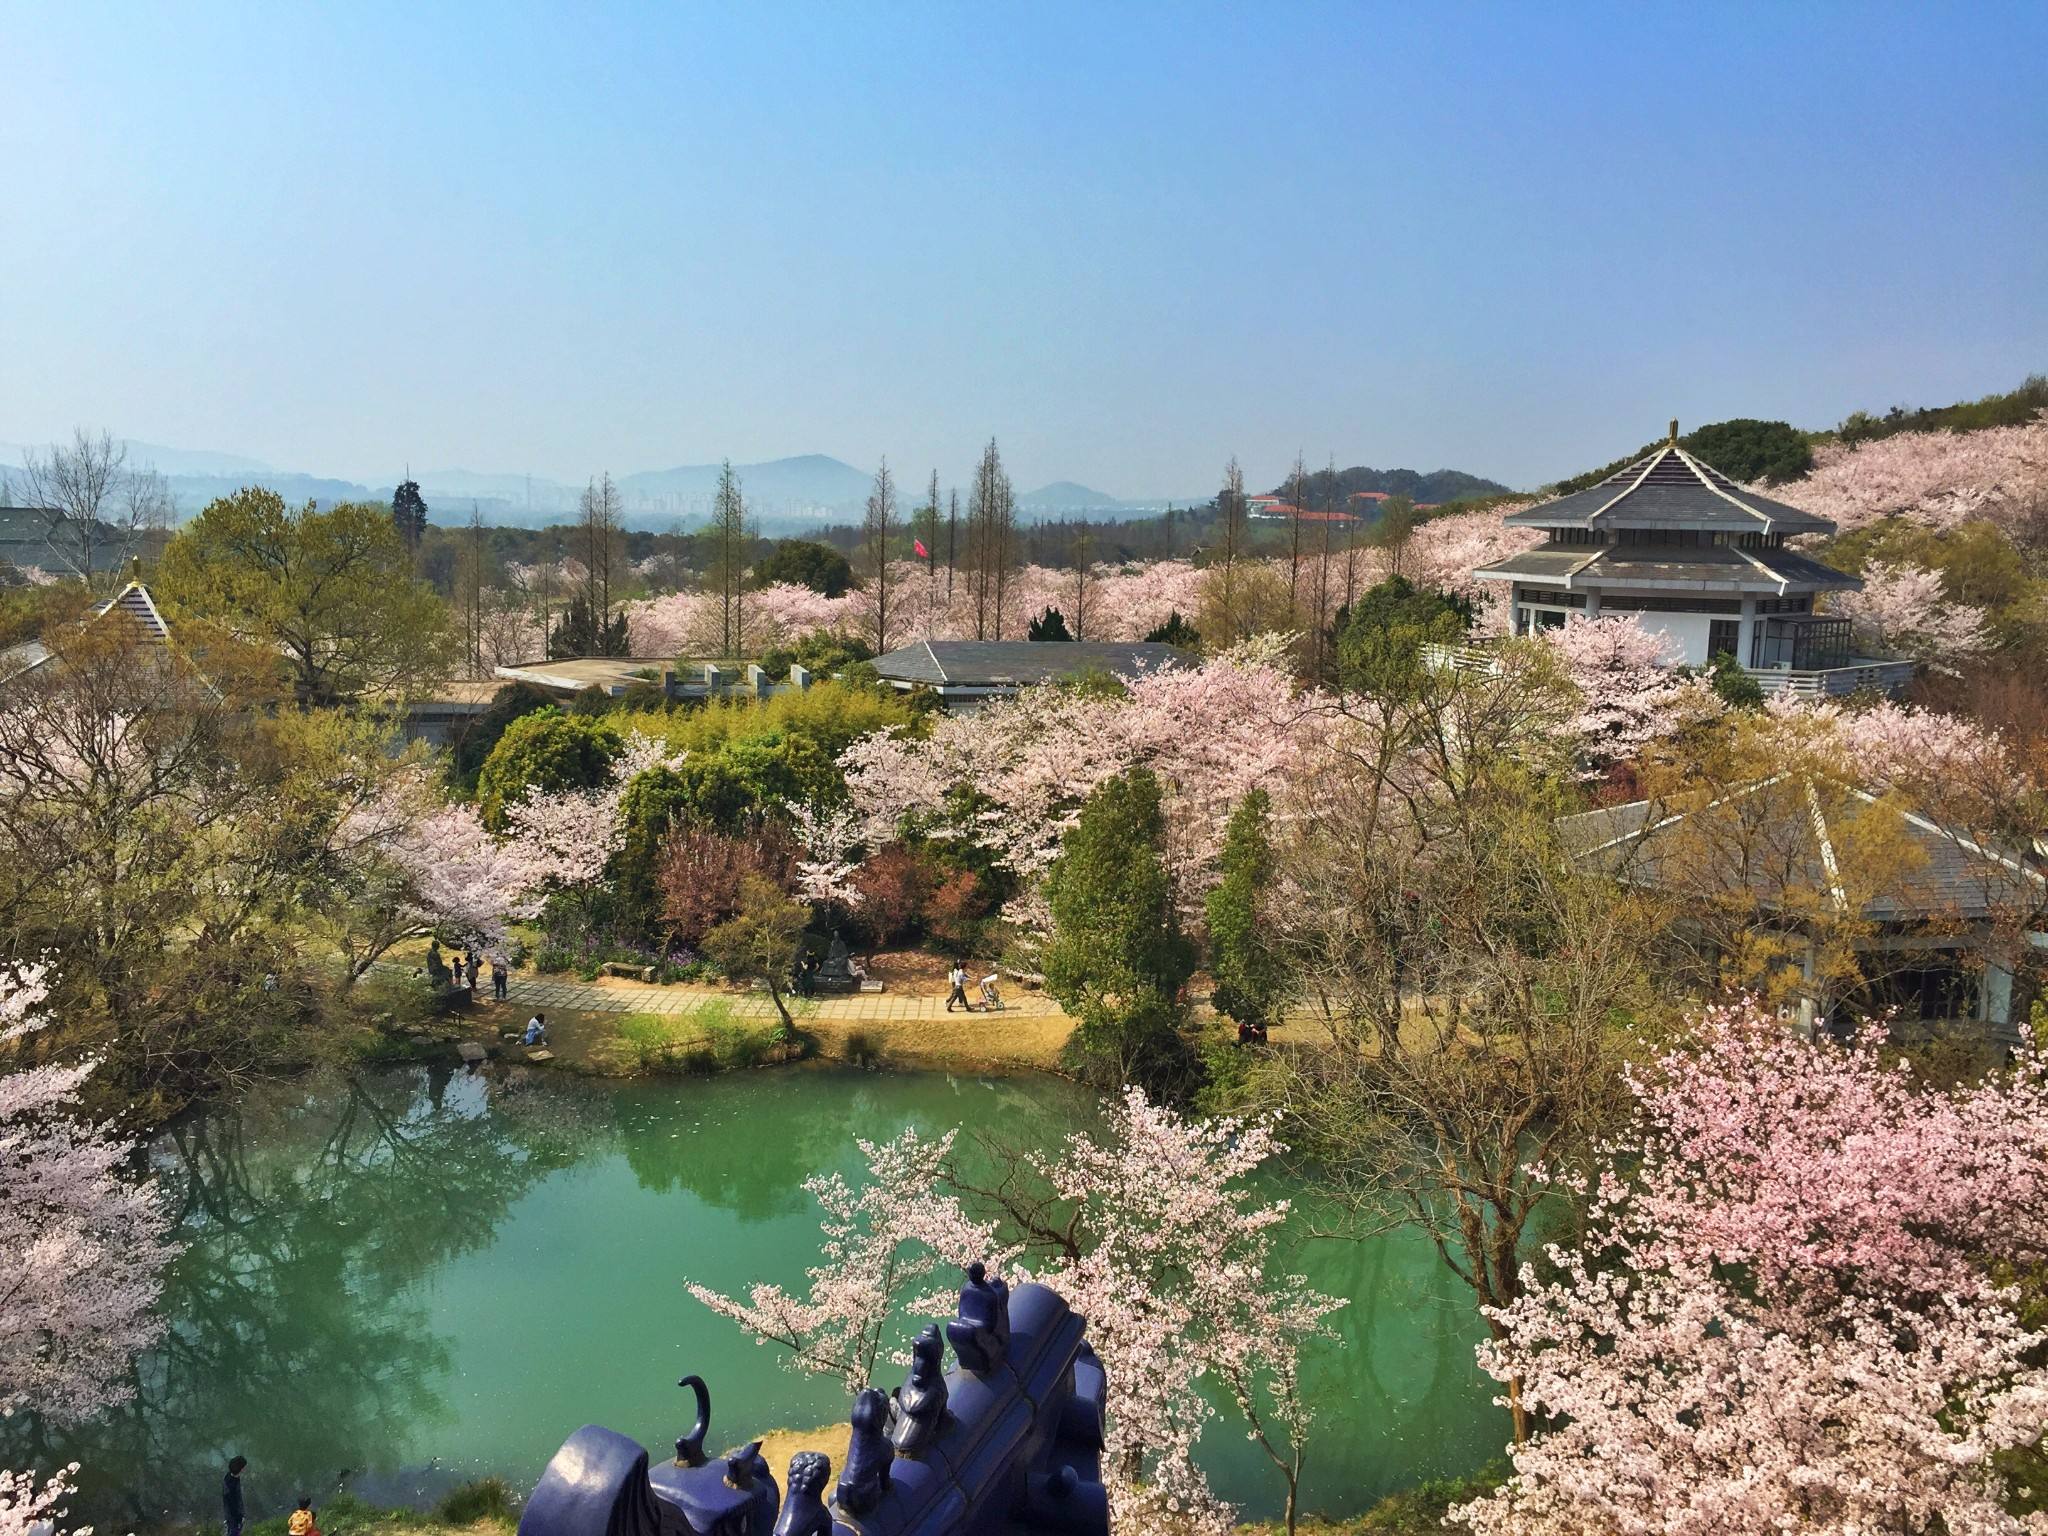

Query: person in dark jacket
[223,1456,248,1536]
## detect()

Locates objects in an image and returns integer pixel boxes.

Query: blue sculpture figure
[516,1271,1106,1536]
[834,1387,895,1516]
[945,1261,1010,1374]
[771,1453,832,1536]
[885,1324,950,1455]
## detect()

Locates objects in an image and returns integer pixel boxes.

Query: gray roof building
[0,504,139,576]
[1559,780,2046,1036]
[1462,424,1915,695]
[1501,443,1837,536]
[870,640,1194,706]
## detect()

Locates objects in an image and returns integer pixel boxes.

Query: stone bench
[601,961,656,983]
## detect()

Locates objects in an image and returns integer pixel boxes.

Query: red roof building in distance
[1346,489,1390,503]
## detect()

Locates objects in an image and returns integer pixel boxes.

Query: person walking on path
[491,956,508,1000]
[223,1456,247,1536]
[465,952,480,995]
[945,962,971,1013]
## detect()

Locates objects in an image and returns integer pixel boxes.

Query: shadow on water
[3,1064,1502,1528]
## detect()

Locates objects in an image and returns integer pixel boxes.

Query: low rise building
[1469,425,1912,696]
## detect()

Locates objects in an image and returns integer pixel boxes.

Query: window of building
[1708,619,1740,660]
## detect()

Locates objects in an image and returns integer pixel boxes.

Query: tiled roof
[91,582,171,643]
[1559,780,2045,921]
[1478,543,1861,593]
[1506,445,1835,535]
[872,640,1194,688]
[0,505,134,573]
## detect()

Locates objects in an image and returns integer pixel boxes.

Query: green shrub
[437,1478,518,1526]
[476,710,622,830]
[841,1028,883,1068]
[534,946,575,975]
[704,1007,778,1069]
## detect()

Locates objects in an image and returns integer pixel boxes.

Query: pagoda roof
[1506,443,1835,535]
[1477,541,1861,595]
[1560,778,2044,923]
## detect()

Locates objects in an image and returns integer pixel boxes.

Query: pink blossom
[1827,558,1991,664]
[685,1126,1016,1393]
[1019,1088,1344,1536]
[1404,503,1540,602]
[0,967,177,1428]
[1459,996,2048,1535]
[1777,415,2048,535]
[842,645,1326,925]
[503,731,687,886]
[623,583,856,658]
[1543,614,1721,774]
[0,1465,85,1536]
[1759,693,2009,795]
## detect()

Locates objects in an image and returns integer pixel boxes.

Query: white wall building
[1472,428,1911,695]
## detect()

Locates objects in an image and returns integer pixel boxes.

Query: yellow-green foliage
[613,678,922,760]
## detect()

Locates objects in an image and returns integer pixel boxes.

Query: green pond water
[16,1064,1504,1527]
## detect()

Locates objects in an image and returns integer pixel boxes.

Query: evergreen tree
[1044,769,1198,1098]
[1207,790,1283,1038]
[1026,606,1073,641]
[549,594,629,659]
[708,461,752,657]
[1144,611,1202,650]
[391,477,429,550]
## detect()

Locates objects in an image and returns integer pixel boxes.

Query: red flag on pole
[914,538,930,559]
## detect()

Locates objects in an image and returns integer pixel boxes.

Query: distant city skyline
[3,3,2043,498]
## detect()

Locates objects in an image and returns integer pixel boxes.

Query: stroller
[978,972,1005,1011]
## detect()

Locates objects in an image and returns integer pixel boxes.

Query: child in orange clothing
[287,1499,321,1536]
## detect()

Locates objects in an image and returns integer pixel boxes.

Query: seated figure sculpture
[945,1261,1011,1374]
[886,1324,950,1454]
[834,1386,895,1517]
[812,936,859,994]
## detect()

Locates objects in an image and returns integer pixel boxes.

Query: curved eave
[1505,445,1836,536]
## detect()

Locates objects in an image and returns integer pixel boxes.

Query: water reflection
[2,1065,1502,1528]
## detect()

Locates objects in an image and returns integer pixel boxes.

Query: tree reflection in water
[1,1066,593,1529]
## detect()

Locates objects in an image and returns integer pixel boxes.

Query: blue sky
[3,1,2043,496]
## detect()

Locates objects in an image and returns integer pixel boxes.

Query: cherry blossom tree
[956,1088,1345,1536]
[0,966,177,1428]
[1778,415,2048,536]
[1403,502,1539,605]
[1827,558,1992,665]
[1458,996,2048,1536]
[840,642,1324,927]
[0,1465,84,1536]
[623,583,855,659]
[684,1126,1013,1392]
[503,730,687,887]
[1543,614,1721,774]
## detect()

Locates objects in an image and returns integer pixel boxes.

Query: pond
[14,1064,1504,1527]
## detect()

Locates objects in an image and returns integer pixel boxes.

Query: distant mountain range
[0,435,1510,531]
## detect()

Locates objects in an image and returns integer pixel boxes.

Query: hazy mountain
[1019,480,1121,511]
[0,437,273,478]
[618,454,874,515]
[413,469,582,510]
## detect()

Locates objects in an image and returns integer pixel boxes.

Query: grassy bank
[240,1483,517,1536]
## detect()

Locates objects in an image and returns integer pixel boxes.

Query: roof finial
[1668,418,1679,445]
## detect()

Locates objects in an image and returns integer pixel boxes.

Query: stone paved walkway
[496,969,1066,1022]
